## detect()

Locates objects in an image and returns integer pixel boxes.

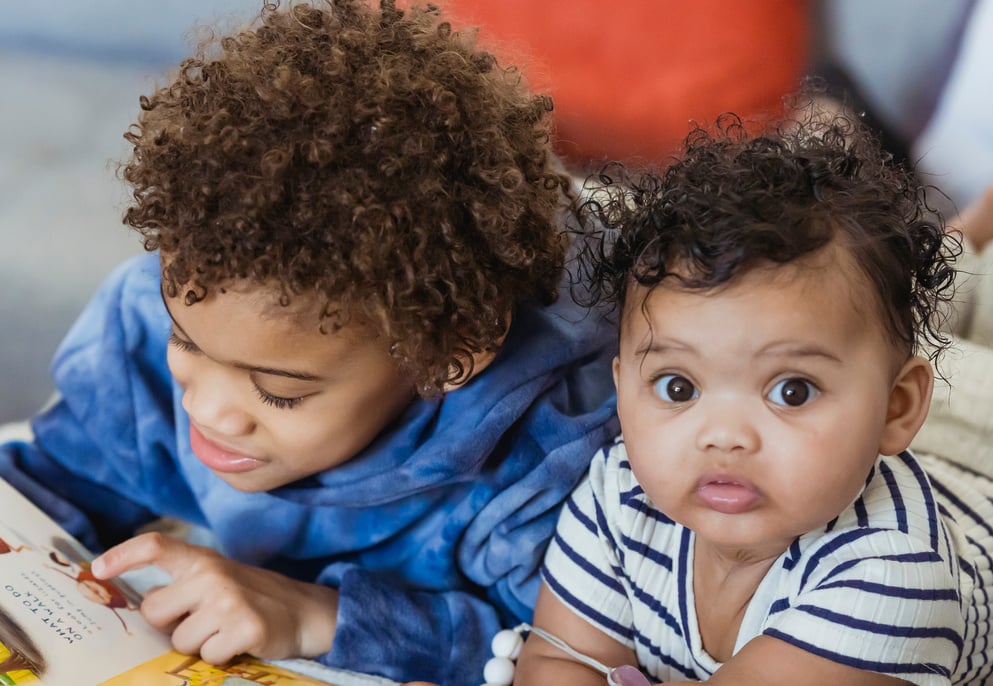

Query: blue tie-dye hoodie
[0,252,618,685]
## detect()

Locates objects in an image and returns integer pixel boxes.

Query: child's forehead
[161,263,390,343]
[166,276,323,324]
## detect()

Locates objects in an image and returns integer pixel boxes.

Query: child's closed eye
[254,386,304,410]
[170,330,305,410]
[168,331,199,354]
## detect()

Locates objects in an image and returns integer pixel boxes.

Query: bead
[491,628,524,659]
[482,656,515,685]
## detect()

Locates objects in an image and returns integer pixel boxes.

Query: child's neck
[692,536,783,663]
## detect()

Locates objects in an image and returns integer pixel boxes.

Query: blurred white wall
[0,1,263,422]
[0,1,252,63]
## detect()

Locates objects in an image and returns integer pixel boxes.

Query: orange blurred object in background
[434,0,810,167]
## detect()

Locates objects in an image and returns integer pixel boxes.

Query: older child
[0,2,617,685]
[513,111,993,685]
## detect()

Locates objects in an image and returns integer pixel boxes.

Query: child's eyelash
[169,331,303,410]
[168,332,199,353]
[254,386,303,410]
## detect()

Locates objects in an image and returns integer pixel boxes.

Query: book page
[0,478,170,685]
[0,478,399,686]
[102,652,336,685]
[100,651,402,686]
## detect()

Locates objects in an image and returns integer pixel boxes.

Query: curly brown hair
[578,104,959,362]
[121,0,569,394]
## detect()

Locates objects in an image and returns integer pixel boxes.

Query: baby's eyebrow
[633,340,693,358]
[756,342,843,363]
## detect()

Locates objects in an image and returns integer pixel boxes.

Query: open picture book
[0,476,396,686]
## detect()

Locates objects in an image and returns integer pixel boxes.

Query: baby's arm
[515,582,639,686]
[664,635,910,686]
[516,602,912,686]
[92,532,338,664]
[515,600,911,686]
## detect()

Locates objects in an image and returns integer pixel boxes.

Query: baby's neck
[692,537,783,662]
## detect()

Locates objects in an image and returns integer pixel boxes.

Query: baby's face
[163,282,415,492]
[613,254,908,559]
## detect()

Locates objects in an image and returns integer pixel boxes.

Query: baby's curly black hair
[579,105,959,362]
[121,0,569,394]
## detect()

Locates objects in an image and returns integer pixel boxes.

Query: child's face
[613,254,909,559]
[163,282,415,492]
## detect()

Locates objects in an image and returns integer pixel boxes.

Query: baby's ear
[879,356,934,455]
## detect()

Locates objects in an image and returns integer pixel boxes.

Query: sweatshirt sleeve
[324,565,502,686]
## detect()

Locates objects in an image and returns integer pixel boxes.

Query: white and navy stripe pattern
[542,438,993,685]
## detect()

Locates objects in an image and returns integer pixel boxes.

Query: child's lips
[189,423,265,474]
[695,474,760,514]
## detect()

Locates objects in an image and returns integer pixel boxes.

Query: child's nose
[181,375,253,437]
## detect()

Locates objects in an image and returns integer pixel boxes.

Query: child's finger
[197,615,270,665]
[92,531,200,579]
[168,606,228,660]
[139,581,196,631]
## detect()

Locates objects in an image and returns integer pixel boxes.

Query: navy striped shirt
[542,438,993,685]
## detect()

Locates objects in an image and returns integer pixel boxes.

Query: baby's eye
[768,378,818,407]
[652,374,698,403]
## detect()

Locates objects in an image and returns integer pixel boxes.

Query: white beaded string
[521,623,612,675]
[480,623,611,686]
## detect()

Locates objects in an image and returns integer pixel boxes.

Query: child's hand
[91,532,338,665]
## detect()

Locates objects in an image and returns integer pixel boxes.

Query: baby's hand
[91,532,338,664]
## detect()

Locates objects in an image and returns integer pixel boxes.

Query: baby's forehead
[622,247,884,337]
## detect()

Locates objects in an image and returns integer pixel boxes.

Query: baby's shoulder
[587,436,646,507]
[913,451,993,566]
[585,437,684,549]
[786,452,963,592]
[831,452,949,545]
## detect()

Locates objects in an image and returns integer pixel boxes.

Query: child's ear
[442,348,499,391]
[612,355,621,390]
[879,355,934,455]
[441,316,513,391]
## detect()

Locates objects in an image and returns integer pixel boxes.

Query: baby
[513,109,993,685]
